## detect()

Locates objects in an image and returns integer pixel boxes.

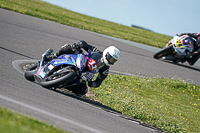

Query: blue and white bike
[24,49,99,89]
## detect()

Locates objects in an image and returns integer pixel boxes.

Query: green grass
[90,75,200,132]
[0,0,172,48]
[0,106,67,133]
[1,0,200,132]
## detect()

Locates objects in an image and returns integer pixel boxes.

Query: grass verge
[0,0,172,48]
[90,74,200,132]
[0,106,67,133]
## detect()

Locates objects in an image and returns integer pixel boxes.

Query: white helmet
[103,46,120,66]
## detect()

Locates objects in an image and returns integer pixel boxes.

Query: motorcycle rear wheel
[41,71,76,88]
[153,46,174,59]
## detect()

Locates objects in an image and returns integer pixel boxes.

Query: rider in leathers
[176,33,200,65]
[44,40,120,95]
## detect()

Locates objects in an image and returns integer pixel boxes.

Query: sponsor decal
[70,57,76,65]
[88,59,97,72]
[36,66,43,76]
[48,64,54,70]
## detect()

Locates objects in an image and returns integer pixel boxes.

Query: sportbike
[24,49,99,90]
[154,35,195,63]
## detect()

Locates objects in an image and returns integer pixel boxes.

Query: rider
[44,40,120,96]
[175,33,200,65]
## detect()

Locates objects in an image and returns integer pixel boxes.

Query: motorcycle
[153,35,195,63]
[24,48,99,89]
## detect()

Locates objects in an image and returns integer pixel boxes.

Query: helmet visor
[106,52,117,65]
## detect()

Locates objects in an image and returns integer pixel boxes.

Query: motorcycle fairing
[50,54,88,71]
[51,54,77,67]
[33,65,46,82]
[32,53,97,84]
[170,36,194,56]
[34,66,46,78]
[32,54,78,81]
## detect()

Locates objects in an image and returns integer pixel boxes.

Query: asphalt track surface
[0,8,200,133]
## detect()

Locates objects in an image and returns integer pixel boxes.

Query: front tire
[153,46,174,59]
[41,71,76,88]
[24,64,38,81]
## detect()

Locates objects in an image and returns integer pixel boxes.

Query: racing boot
[180,58,187,63]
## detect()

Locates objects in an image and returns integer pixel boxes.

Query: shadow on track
[49,87,122,114]
[160,60,200,72]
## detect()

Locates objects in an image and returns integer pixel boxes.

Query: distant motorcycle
[154,35,195,63]
[24,49,99,89]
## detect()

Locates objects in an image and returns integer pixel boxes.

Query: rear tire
[24,64,38,81]
[41,71,76,88]
[154,46,174,59]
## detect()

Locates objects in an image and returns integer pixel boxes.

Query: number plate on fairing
[48,64,54,70]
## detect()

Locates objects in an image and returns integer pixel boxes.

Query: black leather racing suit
[177,33,200,65]
[53,40,109,95]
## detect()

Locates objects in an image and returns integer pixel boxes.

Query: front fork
[167,44,176,55]
[40,48,54,67]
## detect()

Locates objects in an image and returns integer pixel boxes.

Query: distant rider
[166,33,200,65]
[44,40,120,95]
[175,33,200,65]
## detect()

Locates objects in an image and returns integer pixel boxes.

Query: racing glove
[77,40,88,48]
[71,43,81,51]
[43,54,57,62]
[71,40,88,51]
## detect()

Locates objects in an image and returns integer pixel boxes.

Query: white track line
[0,94,104,133]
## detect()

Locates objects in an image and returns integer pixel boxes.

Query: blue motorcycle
[24,49,100,89]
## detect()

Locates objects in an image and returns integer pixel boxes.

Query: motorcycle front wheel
[24,64,38,81]
[153,46,174,59]
[41,70,76,88]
